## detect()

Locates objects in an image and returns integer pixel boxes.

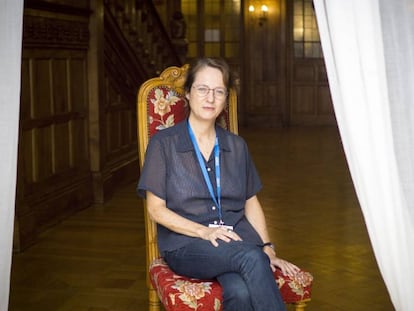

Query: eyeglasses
[192,85,228,99]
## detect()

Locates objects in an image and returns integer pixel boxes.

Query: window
[293,0,322,58]
[181,0,241,60]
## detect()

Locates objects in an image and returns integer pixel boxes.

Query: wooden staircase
[104,0,182,77]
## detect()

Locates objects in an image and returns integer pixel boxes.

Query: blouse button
[212,206,216,210]
[207,167,211,172]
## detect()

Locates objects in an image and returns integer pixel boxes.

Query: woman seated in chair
[138,57,300,311]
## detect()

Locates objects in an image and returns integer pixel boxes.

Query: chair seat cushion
[149,258,313,311]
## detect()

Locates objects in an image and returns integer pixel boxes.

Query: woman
[138,57,299,311]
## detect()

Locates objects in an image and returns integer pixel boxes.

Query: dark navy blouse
[137,120,263,255]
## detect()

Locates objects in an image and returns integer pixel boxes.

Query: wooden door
[288,0,335,125]
[242,0,287,127]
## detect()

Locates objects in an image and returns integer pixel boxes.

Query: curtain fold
[313,0,414,310]
[0,1,24,310]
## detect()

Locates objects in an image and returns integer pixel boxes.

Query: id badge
[209,223,234,231]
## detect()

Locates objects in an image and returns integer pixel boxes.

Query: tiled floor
[9,126,394,310]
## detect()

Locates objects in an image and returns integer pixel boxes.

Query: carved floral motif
[23,16,89,47]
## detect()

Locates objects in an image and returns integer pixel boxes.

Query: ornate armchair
[137,64,313,311]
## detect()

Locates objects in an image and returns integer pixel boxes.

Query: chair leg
[294,300,309,311]
[149,287,161,311]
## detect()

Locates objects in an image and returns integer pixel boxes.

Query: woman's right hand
[198,226,242,247]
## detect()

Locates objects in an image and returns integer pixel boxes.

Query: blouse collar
[176,119,231,153]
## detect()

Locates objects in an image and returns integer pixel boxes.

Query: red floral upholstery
[147,86,189,137]
[149,258,313,311]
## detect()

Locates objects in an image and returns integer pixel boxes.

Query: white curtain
[313,0,414,310]
[0,1,24,310]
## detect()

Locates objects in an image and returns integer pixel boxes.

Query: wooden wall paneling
[70,58,88,112]
[292,85,314,115]
[290,59,335,125]
[71,118,88,169]
[293,62,314,81]
[291,60,311,124]
[32,59,52,119]
[20,59,32,121]
[21,131,35,184]
[69,58,89,171]
[16,2,92,249]
[17,49,93,249]
[316,63,335,119]
[315,62,328,115]
[88,0,106,204]
[317,86,334,115]
[35,126,53,181]
[14,128,37,251]
[54,122,70,172]
[291,62,315,118]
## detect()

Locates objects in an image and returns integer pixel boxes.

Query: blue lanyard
[187,121,223,224]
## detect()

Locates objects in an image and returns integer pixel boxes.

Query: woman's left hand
[271,257,300,277]
[263,247,300,277]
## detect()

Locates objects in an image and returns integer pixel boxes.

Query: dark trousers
[164,240,286,311]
